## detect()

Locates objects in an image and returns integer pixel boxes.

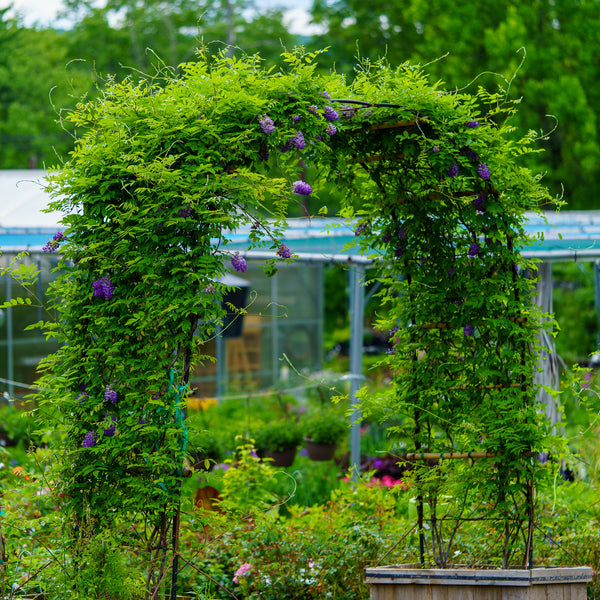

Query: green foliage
[308,0,600,210]
[189,475,412,600]
[217,439,291,517]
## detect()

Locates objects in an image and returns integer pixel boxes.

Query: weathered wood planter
[365,565,593,600]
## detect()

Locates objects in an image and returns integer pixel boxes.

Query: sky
[4,0,322,34]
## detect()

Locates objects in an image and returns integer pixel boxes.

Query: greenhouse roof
[2,170,600,261]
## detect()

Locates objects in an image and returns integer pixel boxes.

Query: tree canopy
[2,0,600,209]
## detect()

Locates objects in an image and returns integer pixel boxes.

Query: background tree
[0,10,88,168]
[308,0,600,209]
[61,0,300,78]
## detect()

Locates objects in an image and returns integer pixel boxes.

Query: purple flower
[137,418,147,429]
[468,242,481,257]
[202,283,216,294]
[381,232,391,244]
[340,104,356,118]
[325,123,337,136]
[178,205,192,218]
[83,431,96,448]
[293,180,312,196]
[462,147,479,161]
[291,131,305,150]
[231,251,247,273]
[398,226,407,241]
[280,140,292,153]
[447,163,459,178]
[321,91,331,99]
[323,106,339,121]
[307,105,319,115]
[258,144,269,162]
[92,275,115,300]
[103,414,116,437]
[42,241,59,253]
[292,115,302,122]
[472,192,487,212]
[354,222,367,236]
[105,385,118,404]
[43,231,64,253]
[537,452,549,465]
[463,324,475,337]
[465,120,479,128]
[259,114,275,134]
[372,457,386,470]
[432,145,440,153]
[477,163,490,180]
[276,243,292,259]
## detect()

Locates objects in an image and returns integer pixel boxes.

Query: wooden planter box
[365,565,593,600]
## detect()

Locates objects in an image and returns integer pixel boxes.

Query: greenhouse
[3,169,600,401]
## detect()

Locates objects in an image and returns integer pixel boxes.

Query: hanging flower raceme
[105,385,118,404]
[293,180,312,196]
[259,114,275,134]
[468,242,481,257]
[323,105,339,121]
[447,163,459,178]
[42,231,65,253]
[291,132,305,150]
[82,431,96,448]
[92,276,115,300]
[231,251,247,273]
[276,243,292,259]
[477,163,490,180]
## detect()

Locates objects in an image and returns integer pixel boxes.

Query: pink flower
[233,562,253,583]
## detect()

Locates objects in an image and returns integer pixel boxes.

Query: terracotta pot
[265,446,297,467]
[304,438,336,461]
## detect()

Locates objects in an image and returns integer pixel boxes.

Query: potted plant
[253,419,303,467]
[302,410,347,461]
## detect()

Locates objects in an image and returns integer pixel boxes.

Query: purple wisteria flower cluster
[42,231,65,253]
[472,192,487,213]
[231,251,247,273]
[259,114,275,134]
[178,205,193,218]
[325,123,337,136]
[92,275,115,300]
[103,414,116,437]
[83,431,96,448]
[323,105,339,122]
[293,180,312,196]
[105,385,118,404]
[276,243,292,259]
[463,324,475,337]
[477,163,490,180]
[291,131,305,150]
[447,163,459,178]
[468,242,481,257]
